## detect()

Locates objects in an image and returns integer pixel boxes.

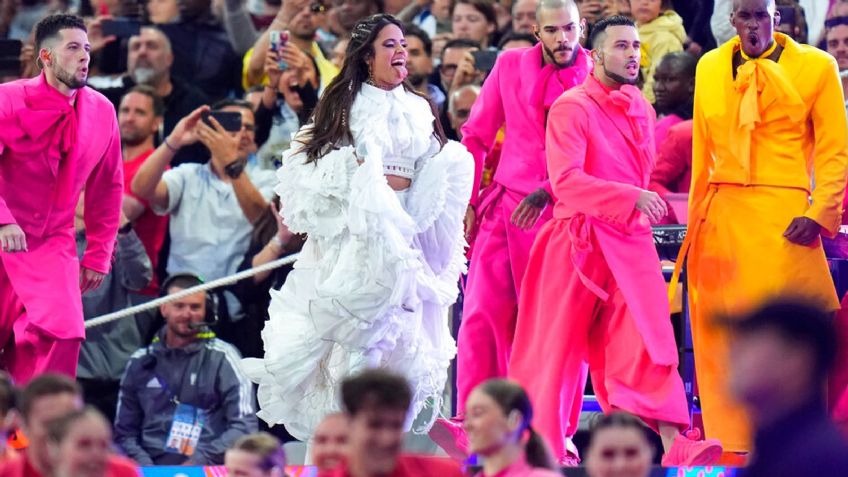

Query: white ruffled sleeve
[274,129,358,240]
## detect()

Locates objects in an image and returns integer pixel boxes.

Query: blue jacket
[114,328,257,465]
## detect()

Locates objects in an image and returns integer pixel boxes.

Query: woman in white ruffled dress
[242,13,474,442]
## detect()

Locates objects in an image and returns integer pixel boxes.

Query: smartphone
[269,30,290,71]
[0,39,22,58]
[101,18,142,38]
[471,49,499,73]
[202,111,242,132]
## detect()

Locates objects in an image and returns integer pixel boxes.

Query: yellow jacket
[638,10,685,103]
[691,33,848,236]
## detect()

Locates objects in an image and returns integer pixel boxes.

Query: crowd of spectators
[2,0,848,472]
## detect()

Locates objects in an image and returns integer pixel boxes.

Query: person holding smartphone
[429,0,592,464]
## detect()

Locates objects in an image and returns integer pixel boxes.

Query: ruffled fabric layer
[242,86,473,441]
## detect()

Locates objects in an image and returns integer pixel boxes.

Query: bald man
[675,0,848,455]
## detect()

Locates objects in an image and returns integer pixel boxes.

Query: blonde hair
[231,432,286,471]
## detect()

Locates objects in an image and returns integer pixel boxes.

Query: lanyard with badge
[151,351,207,458]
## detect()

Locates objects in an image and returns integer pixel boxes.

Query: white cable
[84,253,300,329]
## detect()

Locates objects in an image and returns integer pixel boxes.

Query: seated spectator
[511,0,538,34]
[114,274,258,466]
[463,379,559,476]
[224,433,286,477]
[584,413,654,477]
[404,23,445,107]
[647,119,692,224]
[398,0,452,38]
[131,101,277,333]
[243,0,339,93]
[233,199,302,358]
[253,40,320,169]
[312,413,349,476]
[94,26,210,166]
[75,195,152,425]
[438,38,482,139]
[0,374,131,477]
[497,31,537,49]
[651,51,695,147]
[630,0,684,103]
[0,372,18,463]
[117,86,170,297]
[452,0,497,48]
[726,300,848,476]
[448,84,480,140]
[825,14,848,109]
[329,370,463,477]
[45,408,138,477]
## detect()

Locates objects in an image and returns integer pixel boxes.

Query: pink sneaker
[559,437,581,466]
[429,417,469,462]
[661,429,723,467]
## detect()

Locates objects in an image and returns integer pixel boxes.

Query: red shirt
[123,149,169,295]
[328,454,464,477]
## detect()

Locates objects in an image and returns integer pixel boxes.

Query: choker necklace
[366,78,399,91]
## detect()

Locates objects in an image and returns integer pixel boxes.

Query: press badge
[164,403,205,456]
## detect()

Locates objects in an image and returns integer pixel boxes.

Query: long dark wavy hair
[299,14,447,163]
[478,379,557,470]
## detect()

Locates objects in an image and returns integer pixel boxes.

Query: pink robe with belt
[456,43,591,416]
[0,73,123,343]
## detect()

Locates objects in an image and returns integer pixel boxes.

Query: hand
[169,105,211,148]
[635,190,668,224]
[783,216,822,245]
[684,37,703,56]
[274,0,308,25]
[264,48,284,88]
[464,205,476,242]
[195,115,240,170]
[86,16,117,54]
[271,201,295,245]
[450,49,481,95]
[118,211,130,230]
[0,224,27,253]
[20,44,37,79]
[510,189,550,230]
[122,194,145,222]
[80,267,105,293]
[280,44,316,87]
[431,33,454,63]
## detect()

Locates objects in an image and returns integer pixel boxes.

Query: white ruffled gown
[241,83,474,441]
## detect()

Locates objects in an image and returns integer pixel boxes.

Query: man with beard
[403,23,445,108]
[97,27,210,167]
[509,15,723,466]
[117,86,170,298]
[0,14,123,384]
[825,13,848,109]
[673,0,848,457]
[429,0,592,464]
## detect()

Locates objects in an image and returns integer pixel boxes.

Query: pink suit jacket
[461,42,591,207]
[0,73,123,340]
[546,75,677,365]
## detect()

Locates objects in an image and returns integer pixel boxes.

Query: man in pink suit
[508,16,722,466]
[429,0,591,463]
[0,14,123,384]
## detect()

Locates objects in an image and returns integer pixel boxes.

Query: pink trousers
[0,262,80,384]
[509,220,689,460]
